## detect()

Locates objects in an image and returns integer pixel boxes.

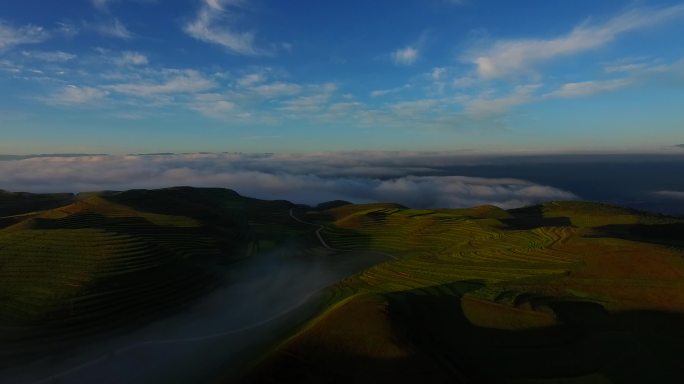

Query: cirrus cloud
[468,5,684,79]
[107,69,216,96]
[546,78,633,98]
[41,85,109,106]
[0,21,49,51]
[184,0,267,56]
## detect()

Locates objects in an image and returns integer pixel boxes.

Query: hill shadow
[502,205,572,230]
[103,187,248,228]
[242,281,684,383]
[589,223,684,248]
[384,282,684,384]
[0,191,74,217]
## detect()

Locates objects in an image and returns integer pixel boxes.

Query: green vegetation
[2,187,684,383]
[246,201,684,384]
[0,187,308,367]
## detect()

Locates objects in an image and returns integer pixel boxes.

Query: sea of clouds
[0,152,578,209]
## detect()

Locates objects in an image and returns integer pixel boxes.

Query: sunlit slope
[247,202,684,384]
[0,187,297,366]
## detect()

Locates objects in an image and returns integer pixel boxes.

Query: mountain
[1,188,684,383]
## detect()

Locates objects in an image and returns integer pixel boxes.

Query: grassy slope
[3,189,684,382]
[0,187,303,367]
[245,202,684,384]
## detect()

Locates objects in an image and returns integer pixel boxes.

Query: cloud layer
[653,190,684,200]
[0,153,577,209]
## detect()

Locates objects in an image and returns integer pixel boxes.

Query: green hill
[1,188,684,383]
[0,187,307,366]
[244,201,684,384]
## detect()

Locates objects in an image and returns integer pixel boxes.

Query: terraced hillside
[0,187,302,367]
[2,188,684,383]
[245,202,684,384]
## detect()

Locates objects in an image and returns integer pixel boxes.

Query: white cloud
[602,57,672,76]
[108,70,216,96]
[392,46,419,65]
[117,51,148,66]
[453,76,477,89]
[56,22,80,38]
[0,59,22,73]
[92,0,113,11]
[431,67,447,80]
[251,82,301,98]
[192,93,236,117]
[237,72,266,86]
[205,0,224,11]
[278,83,337,113]
[184,0,265,55]
[468,5,684,79]
[370,90,391,97]
[21,50,76,62]
[91,0,158,12]
[390,99,439,116]
[371,175,576,209]
[0,153,578,209]
[42,85,108,106]
[279,94,329,113]
[370,85,409,97]
[464,84,540,117]
[0,21,49,51]
[94,18,133,39]
[604,59,651,74]
[547,78,632,98]
[327,101,362,113]
[653,190,684,200]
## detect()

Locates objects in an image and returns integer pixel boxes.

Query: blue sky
[1,0,684,154]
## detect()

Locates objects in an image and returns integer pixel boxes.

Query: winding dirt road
[289,208,399,260]
[288,208,336,250]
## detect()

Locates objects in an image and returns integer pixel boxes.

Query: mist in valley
[0,244,386,384]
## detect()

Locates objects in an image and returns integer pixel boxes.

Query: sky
[1,0,684,154]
